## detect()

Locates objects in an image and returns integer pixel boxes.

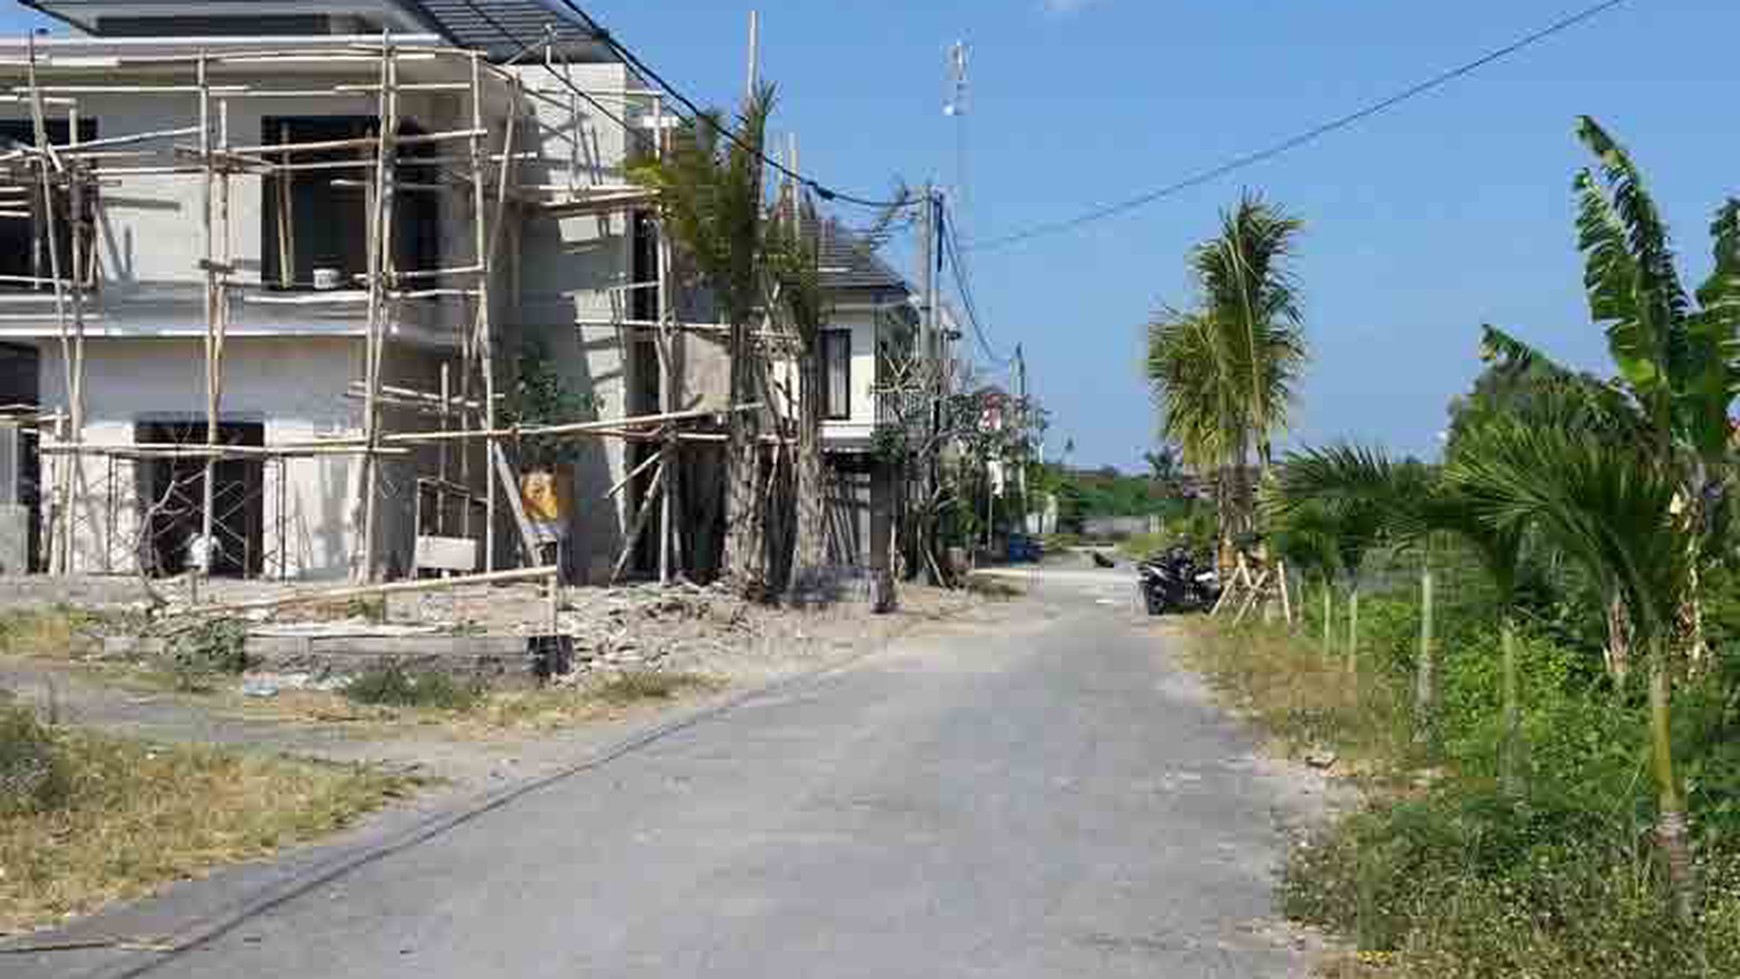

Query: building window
[821,329,852,420]
[261,117,440,290]
[0,119,99,291]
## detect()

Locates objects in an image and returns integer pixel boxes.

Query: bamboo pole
[473,69,520,571]
[27,36,75,574]
[380,404,760,445]
[198,56,219,591]
[182,564,560,617]
[605,445,664,502]
[360,38,402,583]
[611,461,665,585]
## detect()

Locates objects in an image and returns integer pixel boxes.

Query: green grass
[0,704,411,933]
[1182,617,1740,978]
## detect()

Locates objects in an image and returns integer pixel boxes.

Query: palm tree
[632,85,779,595]
[1447,421,1695,915]
[1272,446,1525,767]
[766,200,829,594]
[1146,193,1307,568]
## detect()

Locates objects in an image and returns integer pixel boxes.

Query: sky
[5,0,1737,472]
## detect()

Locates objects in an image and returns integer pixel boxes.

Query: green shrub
[0,705,70,815]
[343,665,483,711]
[165,618,251,692]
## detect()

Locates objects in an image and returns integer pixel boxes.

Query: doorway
[134,421,264,577]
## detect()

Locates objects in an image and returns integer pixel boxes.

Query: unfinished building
[0,0,738,586]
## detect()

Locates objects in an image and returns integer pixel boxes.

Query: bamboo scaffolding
[3,29,734,597]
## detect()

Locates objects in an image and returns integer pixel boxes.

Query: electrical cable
[968,0,1632,252]
[540,0,914,210]
[941,199,1014,367]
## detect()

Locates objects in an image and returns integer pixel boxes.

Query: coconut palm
[1146,193,1308,564]
[1446,421,1695,915]
[632,85,779,594]
[765,200,829,594]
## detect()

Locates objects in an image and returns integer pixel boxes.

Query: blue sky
[6,1,1737,471]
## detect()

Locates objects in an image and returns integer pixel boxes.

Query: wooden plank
[489,440,540,563]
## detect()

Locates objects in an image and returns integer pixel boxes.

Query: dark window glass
[822,330,851,420]
[0,118,99,291]
[261,116,440,290]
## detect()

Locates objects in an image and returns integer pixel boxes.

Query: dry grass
[0,607,104,660]
[1173,620,1415,778]
[467,670,725,734]
[209,670,725,740]
[963,574,1026,600]
[0,720,412,934]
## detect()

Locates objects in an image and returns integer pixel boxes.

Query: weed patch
[0,719,410,932]
[164,618,251,692]
[343,665,484,711]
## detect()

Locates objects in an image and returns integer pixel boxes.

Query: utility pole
[919,183,940,581]
[746,10,760,97]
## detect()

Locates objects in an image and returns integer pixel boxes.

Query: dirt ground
[0,579,1012,790]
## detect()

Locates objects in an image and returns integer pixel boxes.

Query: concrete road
[21,572,1314,979]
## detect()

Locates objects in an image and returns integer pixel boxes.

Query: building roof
[809,215,911,297]
[24,0,618,63]
[403,0,612,62]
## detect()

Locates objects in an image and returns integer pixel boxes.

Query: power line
[940,198,1014,367]
[541,0,914,210]
[968,0,1633,252]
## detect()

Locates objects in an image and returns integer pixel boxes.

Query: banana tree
[1448,421,1696,915]
[1483,118,1740,664]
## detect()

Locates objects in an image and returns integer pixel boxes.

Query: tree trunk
[722,316,765,597]
[1605,593,1632,685]
[1683,560,1708,674]
[1345,583,1360,675]
[1321,580,1333,660]
[1501,616,1524,799]
[1414,566,1437,747]
[1649,651,1696,918]
[789,346,828,599]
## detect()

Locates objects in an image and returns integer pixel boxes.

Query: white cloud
[1042,0,1105,16]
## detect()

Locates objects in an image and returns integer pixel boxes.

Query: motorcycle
[1137,547,1221,615]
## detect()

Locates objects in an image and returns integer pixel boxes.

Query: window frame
[0,118,99,293]
[260,115,441,292]
[820,328,853,421]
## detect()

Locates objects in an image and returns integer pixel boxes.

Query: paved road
[20,573,1314,979]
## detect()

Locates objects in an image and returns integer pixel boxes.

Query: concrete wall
[36,334,485,580]
[506,61,643,582]
[38,336,362,578]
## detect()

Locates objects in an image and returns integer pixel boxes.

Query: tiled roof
[25,0,617,63]
[808,214,910,296]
